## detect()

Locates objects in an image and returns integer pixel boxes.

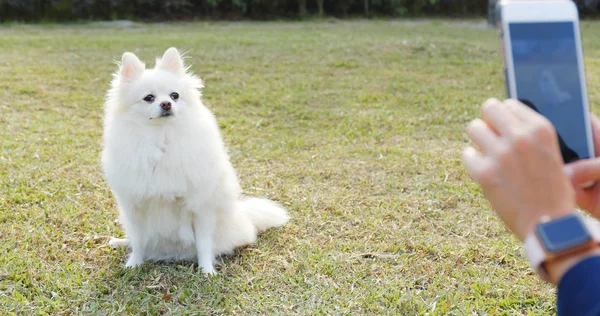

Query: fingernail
[482,98,499,109]
[564,166,573,178]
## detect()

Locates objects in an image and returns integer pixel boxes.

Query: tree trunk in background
[342,0,352,17]
[363,0,369,16]
[487,0,498,27]
[299,0,306,16]
[317,0,324,16]
[37,0,45,20]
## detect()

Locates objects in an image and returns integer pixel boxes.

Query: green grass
[2,19,600,314]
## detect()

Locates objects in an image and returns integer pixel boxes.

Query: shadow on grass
[84,244,263,313]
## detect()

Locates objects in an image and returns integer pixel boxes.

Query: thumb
[565,159,600,187]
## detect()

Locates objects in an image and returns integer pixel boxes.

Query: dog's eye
[170,92,179,100]
[143,94,155,102]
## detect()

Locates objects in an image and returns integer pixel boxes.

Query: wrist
[520,207,575,242]
[524,212,600,284]
[544,247,600,285]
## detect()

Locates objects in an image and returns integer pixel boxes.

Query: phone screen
[509,21,589,163]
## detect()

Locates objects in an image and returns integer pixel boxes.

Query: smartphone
[497,0,595,164]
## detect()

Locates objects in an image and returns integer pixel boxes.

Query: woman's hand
[462,98,575,241]
[565,114,600,218]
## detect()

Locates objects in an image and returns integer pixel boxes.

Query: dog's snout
[160,101,172,111]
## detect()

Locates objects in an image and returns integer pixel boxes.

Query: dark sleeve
[557,256,600,315]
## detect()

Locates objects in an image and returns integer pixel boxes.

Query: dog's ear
[157,47,185,74]
[120,52,145,82]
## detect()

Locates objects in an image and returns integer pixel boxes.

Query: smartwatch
[525,212,600,283]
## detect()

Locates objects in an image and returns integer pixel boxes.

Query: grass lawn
[2,19,600,314]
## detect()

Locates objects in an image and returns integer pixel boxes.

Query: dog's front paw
[125,254,144,268]
[199,264,216,275]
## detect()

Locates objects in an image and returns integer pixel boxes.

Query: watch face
[536,214,592,253]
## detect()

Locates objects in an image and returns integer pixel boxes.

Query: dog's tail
[239,198,289,232]
[213,198,289,255]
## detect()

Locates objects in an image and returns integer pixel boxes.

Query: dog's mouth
[150,110,174,120]
[160,111,173,118]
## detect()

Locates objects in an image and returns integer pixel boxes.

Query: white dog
[102,47,289,274]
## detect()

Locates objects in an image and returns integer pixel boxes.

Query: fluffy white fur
[102,47,289,274]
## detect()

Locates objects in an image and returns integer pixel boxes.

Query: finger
[565,158,600,187]
[467,118,500,154]
[504,99,547,125]
[573,189,594,214]
[462,146,496,186]
[590,114,600,157]
[480,98,501,135]
[504,98,560,155]
[481,98,522,138]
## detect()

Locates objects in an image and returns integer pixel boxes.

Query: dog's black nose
[160,101,172,110]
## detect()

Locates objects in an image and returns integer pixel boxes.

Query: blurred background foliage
[0,0,598,23]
